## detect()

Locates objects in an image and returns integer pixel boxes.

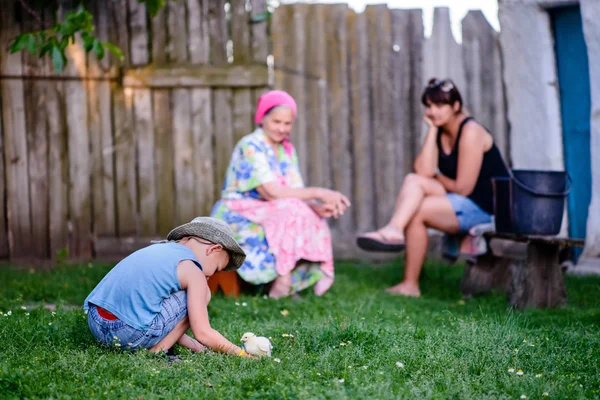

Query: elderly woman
[211,90,350,298]
[357,78,509,297]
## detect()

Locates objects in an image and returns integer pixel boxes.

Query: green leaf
[26,34,38,55]
[82,32,94,52]
[92,40,105,60]
[51,45,65,73]
[9,34,32,54]
[103,42,125,62]
[140,0,167,18]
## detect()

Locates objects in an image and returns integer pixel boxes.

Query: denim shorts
[446,193,492,233]
[87,290,188,351]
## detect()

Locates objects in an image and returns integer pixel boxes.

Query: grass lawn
[1,258,599,399]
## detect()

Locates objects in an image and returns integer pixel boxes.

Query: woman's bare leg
[386,195,460,297]
[269,273,292,299]
[360,173,446,242]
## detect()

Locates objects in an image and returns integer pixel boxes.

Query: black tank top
[437,117,509,214]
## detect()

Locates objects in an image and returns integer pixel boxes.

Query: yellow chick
[240,332,273,357]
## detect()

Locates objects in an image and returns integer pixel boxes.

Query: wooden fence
[0,1,508,262]
[0,0,269,261]
[271,4,508,253]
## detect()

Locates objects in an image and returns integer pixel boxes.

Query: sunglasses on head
[427,79,455,92]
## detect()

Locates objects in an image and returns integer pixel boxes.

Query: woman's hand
[309,202,337,219]
[316,189,351,217]
[423,114,435,129]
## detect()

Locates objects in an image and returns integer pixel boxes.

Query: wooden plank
[108,0,130,67]
[89,1,116,240]
[324,5,353,236]
[128,0,149,66]
[153,90,175,236]
[232,89,253,144]
[191,89,215,216]
[188,0,213,217]
[209,0,228,65]
[250,0,269,63]
[391,10,416,185]
[113,87,138,236]
[22,14,49,259]
[366,5,395,228]
[64,34,92,259]
[167,0,188,63]
[0,71,7,258]
[231,0,251,64]
[130,0,155,236]
[187,0,210,64]
[46,80,69,258]
[94,236,162,259]
[304,5,330,189]
[348,9,374,233]
[134,90,157,235]
[213,90,234,202]
[407,10,425,164]
[151,2,168,65]
[287,4,309,181]
[271,4,292,91]
[123,64,269,88]
[0,1,33,259]
[172,89,196,225]
[485,231,585,247]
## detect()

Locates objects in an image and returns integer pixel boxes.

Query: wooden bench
[461,232,585,309]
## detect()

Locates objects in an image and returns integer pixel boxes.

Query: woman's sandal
[356,231,406,252]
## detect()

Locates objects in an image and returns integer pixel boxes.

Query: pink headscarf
[254,90,298,157]
[254,90,297,125]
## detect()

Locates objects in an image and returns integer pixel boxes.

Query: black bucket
[492,170,572,235]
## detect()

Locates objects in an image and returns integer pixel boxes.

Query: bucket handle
[508,171,572,197]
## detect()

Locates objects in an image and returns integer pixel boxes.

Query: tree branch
[18,0,43,24]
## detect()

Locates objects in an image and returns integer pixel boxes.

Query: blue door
[550,5,592,259]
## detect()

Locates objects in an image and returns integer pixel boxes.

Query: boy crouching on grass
[83,217,252,359]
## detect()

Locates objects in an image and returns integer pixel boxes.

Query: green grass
[1,259,599,399]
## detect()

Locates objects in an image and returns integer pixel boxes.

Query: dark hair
[421,78,463,111]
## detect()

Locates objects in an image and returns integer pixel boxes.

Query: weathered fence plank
[211,0,235,202]
[129,0,149,66]
[173,89,196,225]
[168,0,188,63]
[153,90,175,236]
[113,87,138,237]
[152,4,168,65]
[366,5,395,228]
[134,90,158,235]
[189,0,214,217]
[325,5,353,236]
[305,5,331,189]
[250,0,269,63]
[0,71,7,258]
[407,10,425,162]
[462,10,509,160]
[231,0,251,64]
[191,89,215,216]
[391,9,420,186]
[213,90,234,202]
[1,1,33,259]
[348,9,374,234]
[89,1,116,240]
[271,4,292,92]
[187,0,209,64]
[22,15,49,258]
[64,37,92,259]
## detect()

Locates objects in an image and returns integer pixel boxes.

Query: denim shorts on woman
[446,193,492,233]
[87,290,188,351]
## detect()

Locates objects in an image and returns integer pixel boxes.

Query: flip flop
[356,231,406,252]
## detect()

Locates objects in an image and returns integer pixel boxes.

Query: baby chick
[240,332,273,357]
